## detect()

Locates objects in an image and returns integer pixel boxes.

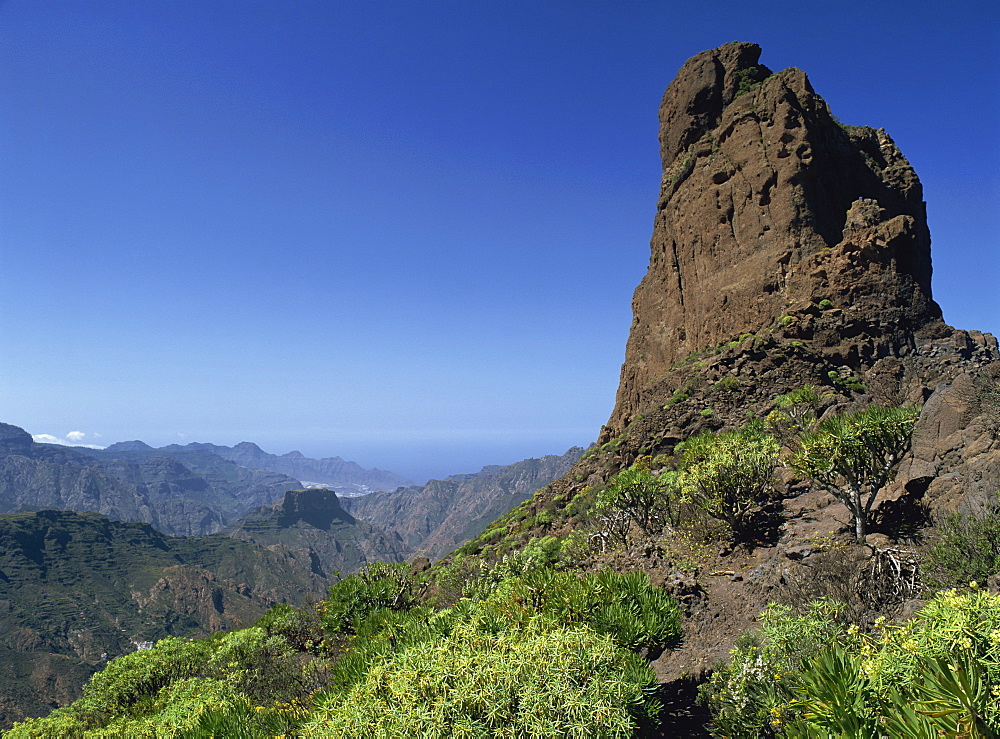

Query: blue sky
[2,1,997,482]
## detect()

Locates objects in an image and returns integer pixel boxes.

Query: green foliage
[732,66,769,99]
[188,696,300,739]
[817,299,833,310]
[790,405,919,541]
[714,377,741,392]
[826,368,865,393]
[700,407,715,417]
[319,561,423,634]
[701,598,847,737]
[322,605,451,706]
[8,637,216,736]
[304,616,658,738]
[664,389,691,407]
[504,568,682,652]
[784,646,882,738]
[78,637,214,723]
[787,644,996,738]
[675,425,780,540]
[926,506,1000,589]
[767,384,827,443]
[705,589,1000,737]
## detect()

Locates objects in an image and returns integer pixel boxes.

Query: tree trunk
[852,491,866,542]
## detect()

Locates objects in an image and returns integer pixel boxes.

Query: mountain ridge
[157,441,416,495]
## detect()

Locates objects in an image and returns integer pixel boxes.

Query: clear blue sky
[2,1,997,482]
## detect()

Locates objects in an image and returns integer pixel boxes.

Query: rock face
[607,42,946,438]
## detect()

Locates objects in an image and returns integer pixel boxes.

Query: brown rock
[606,42,944,436]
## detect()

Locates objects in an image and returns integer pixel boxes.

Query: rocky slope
[0,423,158,528]
[0,509,330,727]
[488,42,998,716]
[158,441,416,495]
[344,447,584,560]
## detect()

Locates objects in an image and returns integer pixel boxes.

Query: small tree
[790,405,919,543]
[676,425,780,540]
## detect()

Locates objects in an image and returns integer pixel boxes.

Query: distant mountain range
[0,424,418,535]
[0,424,301,536]
[145,440,416,496]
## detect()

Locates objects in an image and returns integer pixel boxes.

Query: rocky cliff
[583,43,996,502]
[467,42,998,718]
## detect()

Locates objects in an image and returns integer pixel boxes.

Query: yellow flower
[970,581,979,589]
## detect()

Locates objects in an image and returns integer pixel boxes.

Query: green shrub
[706,590,1000,737]
[701,598,847,737]
[714,377,741,392]
[597,459,681,537]
[304,616,659,738]
[188,693,303,739]
[664,389,691,407]
[826,368,865,393]
[320,562,422,634]
[926,506,1000,588]
[787,588,1000,735]
[78,637,213,724]
[675,425,780,540]
[323,606,451,705]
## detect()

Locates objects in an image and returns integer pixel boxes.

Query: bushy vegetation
[10,555,681,737]
[702,589,1000,737]
[304,617,656,738]
[674,425,780,541]
[926,505,1000,589]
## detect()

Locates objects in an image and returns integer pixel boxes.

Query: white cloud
[32,433,63,445]
[31,431,105,450]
